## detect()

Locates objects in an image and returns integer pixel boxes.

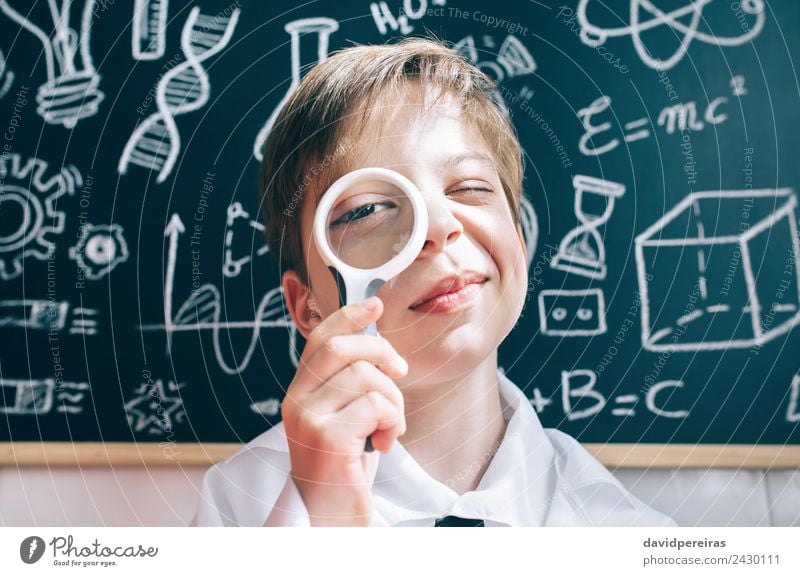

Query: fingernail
[396,356,408,373]
[362,297,379,311]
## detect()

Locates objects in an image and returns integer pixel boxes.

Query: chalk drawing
[125,377,186,435]
[452,34,536,84]
[576,0,765,70]
[137,214,299,374]
[538,288,607,336]
[519,194,538,268]
[0,378,89,415]
[578,80,740,157]
[119,6,240,182]
[787,374,800,423]
[635,188,800,351]
[132,0,168,61]
[645,380,689,418]
[611,394,638,417]
[252,18,338,161]
[0,47,14,100]
[250,397,281,417]
[69,306,99,335]
[369,0,447,35]
[551,175,626,280]
[0,0,105,127]
[0,300,99,335]
[557,369,689,420]
[223,202,268,278]
[69,223,129,280]
[561,369,606,421]
[0,154,82,280]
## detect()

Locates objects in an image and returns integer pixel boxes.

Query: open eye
[330,200,395,227]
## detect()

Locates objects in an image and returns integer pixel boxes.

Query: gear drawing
[0,153,82,280]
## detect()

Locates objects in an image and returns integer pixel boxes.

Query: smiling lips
[409,272,488,313]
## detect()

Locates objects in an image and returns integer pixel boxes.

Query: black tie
[434,515,485,527]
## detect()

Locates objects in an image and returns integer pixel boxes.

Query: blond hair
[259,36,524,286]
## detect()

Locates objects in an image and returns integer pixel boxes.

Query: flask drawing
[118,6,240,183]
[252,17,339,161]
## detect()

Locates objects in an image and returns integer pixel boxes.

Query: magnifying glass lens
[325,183,415,269]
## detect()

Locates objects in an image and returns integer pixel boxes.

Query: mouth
[409,272,489,313]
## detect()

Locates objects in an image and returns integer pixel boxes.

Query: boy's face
[283,92,529,389]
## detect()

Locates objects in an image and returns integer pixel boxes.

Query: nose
[419,191,463,255]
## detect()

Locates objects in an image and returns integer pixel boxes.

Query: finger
[297,333,407,396]
[302,296,383,360]
[329,391,406,455]
[309,360,404,415]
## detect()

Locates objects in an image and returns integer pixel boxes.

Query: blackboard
[1,0,798,467]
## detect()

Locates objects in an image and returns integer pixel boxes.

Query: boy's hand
[281,296,408,526]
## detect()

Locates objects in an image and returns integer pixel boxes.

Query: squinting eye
[447,186,494,196]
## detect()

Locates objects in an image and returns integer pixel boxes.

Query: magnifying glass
[313,167,428,452]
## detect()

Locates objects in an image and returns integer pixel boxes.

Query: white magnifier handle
[313,167,428,451]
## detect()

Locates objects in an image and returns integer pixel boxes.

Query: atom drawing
[576,0,766,70]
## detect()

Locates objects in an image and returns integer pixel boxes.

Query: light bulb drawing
[0,0,105,128]
[252,17,339,162]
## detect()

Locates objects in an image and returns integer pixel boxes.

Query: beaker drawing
[252,17,339,161]
[551,175,626,280]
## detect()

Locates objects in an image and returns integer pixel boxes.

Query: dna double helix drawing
[118,6,240,183]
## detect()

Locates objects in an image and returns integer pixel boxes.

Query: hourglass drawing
[252,17,339,161]
[551,175,626,280]
[0,0,105,128]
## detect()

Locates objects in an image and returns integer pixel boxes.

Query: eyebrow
[313,152,497,208]
[440,152,497,170]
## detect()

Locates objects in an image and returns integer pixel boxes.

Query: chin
[403,333,492,377]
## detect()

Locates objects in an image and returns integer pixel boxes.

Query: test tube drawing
[252,18,339,161]
[132,0,168,61]
[551,175,626,280]
[0,0,105,128]
[119,6,240,183]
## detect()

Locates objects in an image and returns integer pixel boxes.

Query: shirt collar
[372,368,557,526]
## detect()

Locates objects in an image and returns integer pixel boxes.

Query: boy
[192,37,675,527]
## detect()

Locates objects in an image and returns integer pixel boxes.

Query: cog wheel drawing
[69,223,129,280]
[0,153,82,280]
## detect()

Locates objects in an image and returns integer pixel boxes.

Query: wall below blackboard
[1,466,798,527]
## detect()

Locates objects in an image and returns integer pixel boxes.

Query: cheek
[486,218,529,309]
[482,215,526,274]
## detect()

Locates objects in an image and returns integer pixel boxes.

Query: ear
[282,269,321,341]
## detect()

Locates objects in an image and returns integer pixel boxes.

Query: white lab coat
[192,369,676,526]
